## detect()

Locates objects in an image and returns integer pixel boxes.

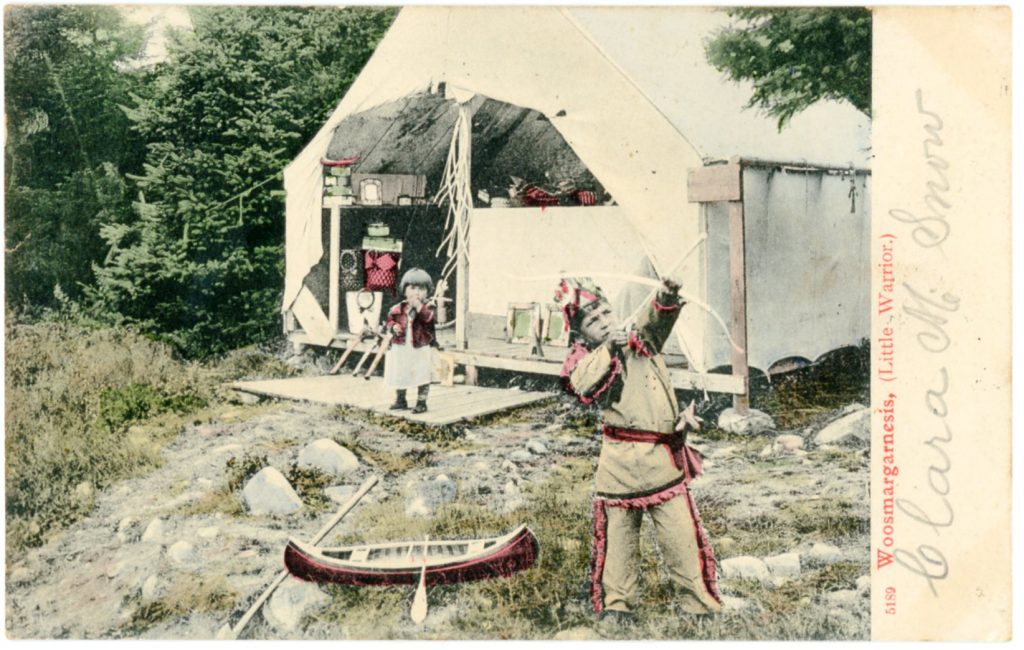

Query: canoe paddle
[410,535,430,624]
[218,474,379,640]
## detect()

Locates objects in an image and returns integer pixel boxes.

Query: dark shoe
[390,393,409,410]
[412,400,428,414]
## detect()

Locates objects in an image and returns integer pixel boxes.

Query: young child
[555,277,721,622]
[384,268,436,414]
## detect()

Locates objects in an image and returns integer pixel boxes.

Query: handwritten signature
[888,90,960,597]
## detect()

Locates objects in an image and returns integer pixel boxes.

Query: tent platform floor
[287,331,745,394]
[231,375,555,427]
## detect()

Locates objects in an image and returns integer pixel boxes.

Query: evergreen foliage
[86,6,396,357]
[705,8,871,129]
[4,6,146,309]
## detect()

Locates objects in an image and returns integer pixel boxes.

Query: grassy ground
[7,323,869,640]
[4,319,298,552]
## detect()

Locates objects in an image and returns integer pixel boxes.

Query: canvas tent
[281,6,871,404]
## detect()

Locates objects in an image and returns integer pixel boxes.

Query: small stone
[856,575,871,593]
[764,552,801,578]
[509,449,533,463]
[825,589,859,606]
[297,439,360,476]
[504,481,521,496]
[141,575,165,602]
[142,518,167,543]
[324,485,357,504]
[167,540,197,565]
[842,402,866,414]
[774,434,804,452]
[717,407,775,435]
[800,597,812,606]
[807,542,842,565]
[9,566,32,585]
[404,476,457,518]
[814,409,870,446]
[74,481,95,502]
[500,460,517,473]
[242,467,303,516]
[197,526,220,540]
[116,517,142,544]
[758,444,774,458]
[263,579,328,631]
[105,561,125,578]
[554,626,602,640]
[719,556,771,584]
[525,440,548,456]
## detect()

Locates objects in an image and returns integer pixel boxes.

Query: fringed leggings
[590,480,721,615]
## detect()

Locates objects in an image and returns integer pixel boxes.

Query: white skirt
[383,339,432,389]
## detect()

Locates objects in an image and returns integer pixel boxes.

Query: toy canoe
[284,524,539,586]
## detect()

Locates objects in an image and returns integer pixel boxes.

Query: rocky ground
[5,360,870,640]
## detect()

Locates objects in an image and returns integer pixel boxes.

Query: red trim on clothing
[561,344,622,405]
[626,330,653,358]
[652,297,681,312]
[682,486,721,602]
[602,425,704,481]
[590,480,721,613]
[591,500,609,614]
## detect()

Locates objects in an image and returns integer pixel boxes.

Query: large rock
[764,552,802,578]
[717,408,775,435]
[242,467,303,516]
[263,578,328,631]
[807,542,842,566]
[297,439,359,476]
[405,475,457,517]
[815,409,870,446]
[719,556,771,584]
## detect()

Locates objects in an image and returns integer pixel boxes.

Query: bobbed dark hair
[399,268,433,294]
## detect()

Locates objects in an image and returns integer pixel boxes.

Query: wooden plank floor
[231,375,555,426]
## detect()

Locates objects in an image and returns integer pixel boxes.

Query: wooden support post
[454,102,476,383]
[328,205,341,333]
[728,198,750,414]
[688,158,749,410]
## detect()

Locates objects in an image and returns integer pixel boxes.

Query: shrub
[5,320,213,551]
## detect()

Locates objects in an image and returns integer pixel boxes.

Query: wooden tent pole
[454,101,476,384]
[728,197,750,415]
[686,157,750,413]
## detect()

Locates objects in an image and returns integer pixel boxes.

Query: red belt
[602,424,704,481]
